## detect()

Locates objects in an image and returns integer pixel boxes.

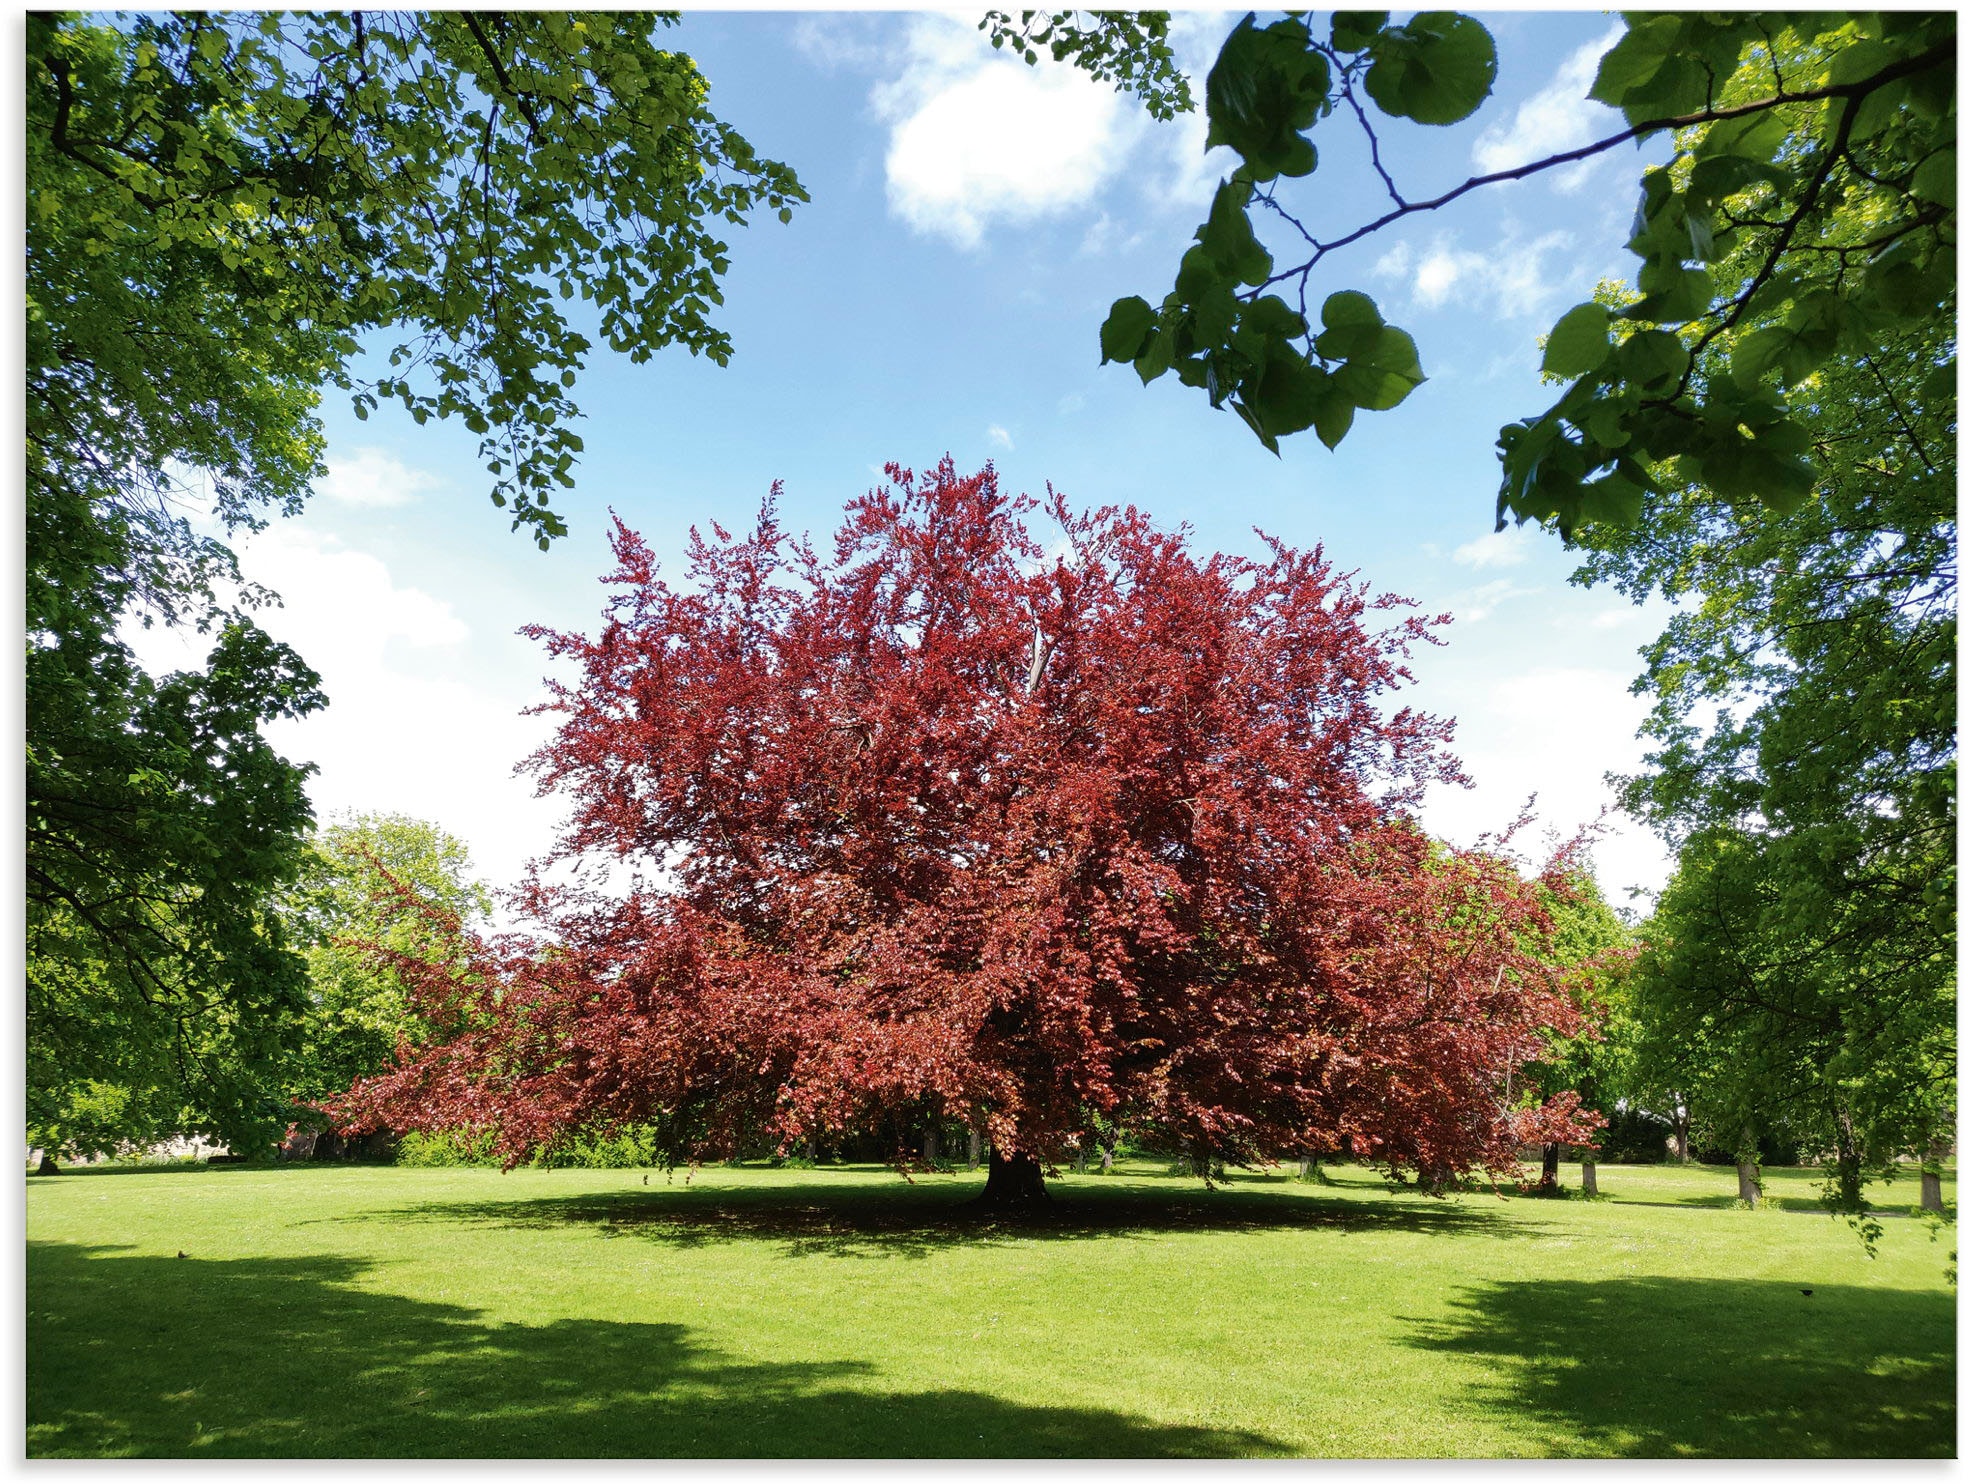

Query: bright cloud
[875,16,1147,249]
[1472,26,1624,192]
[1420,664,1668,905]
[317,446,440,508]
[1375,228,1583,321]
[987,424,1015,451]
[1456,578,1537,623]
[1453,526,1536,570]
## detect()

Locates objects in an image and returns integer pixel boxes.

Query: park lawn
[25,1157,1955,1459]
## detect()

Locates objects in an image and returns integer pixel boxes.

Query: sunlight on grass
[26,1159,1955,1457]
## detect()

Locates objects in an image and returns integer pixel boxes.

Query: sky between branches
[128,9,1681,912]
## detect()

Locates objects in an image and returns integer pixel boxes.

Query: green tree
[27,624,324,1163]
[1519,869,1638,1196]
[281,813,493,1117]
[25,12,802,1155]
[1630,823,1952,1236]
[1098,10,1954,535]
[1571,147,1955,1229]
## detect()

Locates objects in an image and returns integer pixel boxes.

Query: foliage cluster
[1102,10,1955,537]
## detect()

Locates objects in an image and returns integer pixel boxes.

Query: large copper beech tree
[335,460,1594,1204]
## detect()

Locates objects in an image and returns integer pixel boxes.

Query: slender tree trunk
[1736,1160,1762,1206]
[973,1149,1048,1209]
[1581,1158,1599,1197]
[967,1127,983,1169]
[1672,1104,1691,1163]
[1539,1143,1562,1194]
[1099,1144,1113,1174]
[922,1125,938,1165]
[1921,1133,1949,1212]
[802,1137,816,1164]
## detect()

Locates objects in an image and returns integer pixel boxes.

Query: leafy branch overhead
[1101,10,1956,536]
[28,12,805,553]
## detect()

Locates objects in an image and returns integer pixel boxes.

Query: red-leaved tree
[334,459,1594,1204]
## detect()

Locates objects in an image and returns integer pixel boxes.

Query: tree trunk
[33,1152,59,1176]
[922,1125,938,1165]
[966,1127,983,1169]
[803,1136,816,1164]
[1539,1143,1562,1194]
[1099,1145,1113,1174]
[1581,1158,1598,1197]
[1672,1105,1691,1163]
[1921,1133,1949,1212]
[1736,1160,1762,1207]
[972,1149,1048,1209]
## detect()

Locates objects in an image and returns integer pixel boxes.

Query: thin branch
[1253,37,1955,299]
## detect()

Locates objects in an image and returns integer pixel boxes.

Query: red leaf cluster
[333,460,1592,1181]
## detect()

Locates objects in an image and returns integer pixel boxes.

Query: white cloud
[1472,26,1624,184]
[1453,527,1535,570]
[874,16,1147,249]
[1418,665,1669,904]
[1457,578,1537,624]
[1378,228,1583,322]
[987,424,1015,451]
[317,447,440,508]
[788,14,889,74]
[116,526,564,896]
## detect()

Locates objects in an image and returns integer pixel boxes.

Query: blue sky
[136,9,1681,909]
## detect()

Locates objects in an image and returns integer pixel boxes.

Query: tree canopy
[334,461,1595,1200]
[1577,178,1955,1223]
[26,11,803,1154]
[1097,10,1955,536]
[281,813,494,1116]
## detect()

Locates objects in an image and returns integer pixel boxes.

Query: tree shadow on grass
[372,1177,1541,1260]
[1403,1275,1955,1457]
[26,1241,1288,1458]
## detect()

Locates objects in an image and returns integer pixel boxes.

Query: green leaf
[1134,325,1174,384]
[1249,347,1329,437]
[1330,12,1388,53]
[1588,16,1678,107]
[1614,329,1690,392]
[1100,296,1157,364]
[1321,289,1384,331]
[1198,178,1272,286]
[1313,395,1355,450]
[1542,303,1613,378]
[1333,323,1425,410]
[1231,397,1282,456]
[1204,16,1331,182]
[1363,12,1497,127]
[1910,148,1955,208]
[1175,244,1222,302]
[1192,282,1240,351]
[1244,295,1308,340]
[1577,469,1644,526]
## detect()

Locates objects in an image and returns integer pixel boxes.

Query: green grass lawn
[26,1157,1956,1458]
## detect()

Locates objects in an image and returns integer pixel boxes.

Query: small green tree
[1518,869,1636,1195]
[282,813,492,1118]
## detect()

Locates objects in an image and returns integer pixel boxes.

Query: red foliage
[333,460,1593,1183]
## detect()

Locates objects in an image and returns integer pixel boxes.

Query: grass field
[25,1158,1957,1458]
